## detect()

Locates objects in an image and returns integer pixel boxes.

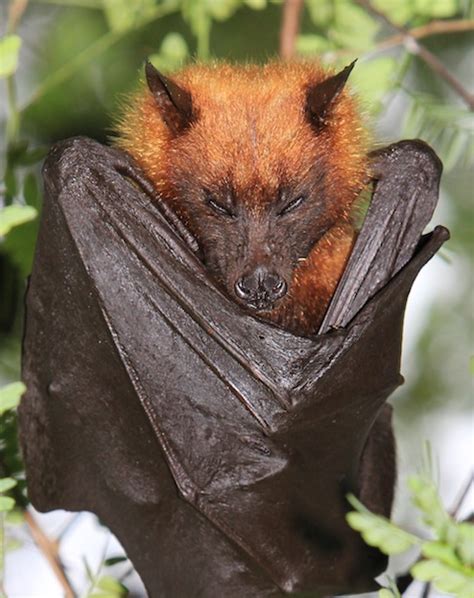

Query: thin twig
[450,470,474,518]
[279,0,304,59]
[7,0,29,32]
[324,18,474,60]
[374,19,474,53]
[421,582,431,598]
[354,0,474,110]
[24,510,76,598]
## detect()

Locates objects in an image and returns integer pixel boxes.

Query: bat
[19,64,448,596]
[115,60,369,337]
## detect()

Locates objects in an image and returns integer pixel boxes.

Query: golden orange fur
[115,61,370,335]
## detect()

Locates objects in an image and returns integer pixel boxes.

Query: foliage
[347,474,474,598]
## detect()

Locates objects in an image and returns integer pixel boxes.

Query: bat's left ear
[145,60,194,134]
[306,60,356,129]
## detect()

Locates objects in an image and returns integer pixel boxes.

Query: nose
[234,267,287,310]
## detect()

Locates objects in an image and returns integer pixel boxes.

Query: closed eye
[277,195,306,216]
[206,194,236,218]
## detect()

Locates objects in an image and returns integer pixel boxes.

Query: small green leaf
[0,205,38,237]
[0,35,22,78]
[0,478,18,493]
[422,541,461,568]
[408,475,450,537]
[102,0,156,32]
[346,495,420,555]
[456,522,474,567]
[0,382,26,415]
[105,556,128,567]
[97,575,125,591]
[379,589,395,598]
[305,0,334,27]
[372,0,416,25]
[204,0,239,21]
[0,496,15,512]
[90,575,127,596]
[244,0,266,9]
[330,1,378,51]
[149,33,189,73]
[415,0,458,17]
[412,559,474,595]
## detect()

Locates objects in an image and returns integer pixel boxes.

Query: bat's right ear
[145,61,194,134]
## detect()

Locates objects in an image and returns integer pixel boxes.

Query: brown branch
[354,0,474,110]
[279,0,304,59]
[24,510,76,598]
[7,0,29,33]
[374,18,474,54]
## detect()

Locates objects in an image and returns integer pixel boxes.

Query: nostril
[235,277,252,299]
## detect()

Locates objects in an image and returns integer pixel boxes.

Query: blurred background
[0,0,473,596]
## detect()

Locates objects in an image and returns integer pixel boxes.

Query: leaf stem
[24,509,76,598]
[354,0,474,110]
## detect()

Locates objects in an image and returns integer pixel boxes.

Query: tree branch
[354,0,474,110]
[325,19,474,60]
[279,0,304,59]
[24,510,76,598]
[375,19,474,53]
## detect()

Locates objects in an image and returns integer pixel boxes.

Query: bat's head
[116,61,369,316]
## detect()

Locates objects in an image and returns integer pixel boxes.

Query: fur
[115,61,370,336]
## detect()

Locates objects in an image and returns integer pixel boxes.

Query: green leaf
[102,0,156,32]
[0,205,38,237]
[149,33,189,71]
[296,34,334,55]
[204,0,240,21]
[379,589,395,598]
[411,559,474,596]
[408,475,451,538]
[372,0,416,25]
[305,0,334,27]
[104,556,128,567]
[89,575,127,596]
[346,495,420,555]
[0,35,22,78]
[0,496,15,512]
[415,0,458,17]
[422,541,462,568]
[244,0,266,9]
[0,382,26,415]
[0,478,18,493]
[330,1,379,51]
[455,523,474,567]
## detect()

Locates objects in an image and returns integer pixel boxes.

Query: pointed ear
[306,60,356,129]
[145,61,194,134]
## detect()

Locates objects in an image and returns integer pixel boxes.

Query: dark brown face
[170,163,336,313]
[138,60,363,314]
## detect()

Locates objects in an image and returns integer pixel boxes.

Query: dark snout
[234,266,287,311]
